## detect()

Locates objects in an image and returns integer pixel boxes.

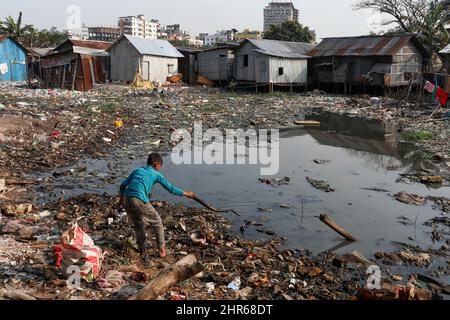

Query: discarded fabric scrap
[424,81,435,94]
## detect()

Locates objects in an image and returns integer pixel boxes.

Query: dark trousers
[123,196,165,252]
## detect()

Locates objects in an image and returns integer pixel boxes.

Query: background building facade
[118,15,158,39]
[88,27,120,42]
[263,1,299,32]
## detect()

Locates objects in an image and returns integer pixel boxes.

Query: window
[168,64,174,73]
[244,55,249,67]
[278,67,284,76]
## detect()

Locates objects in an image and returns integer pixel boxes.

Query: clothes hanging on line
[424,81,435,93]
[436,87,449,107]
[432,85,438,103]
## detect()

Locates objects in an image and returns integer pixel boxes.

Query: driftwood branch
[320,214,357,242]
[128,254,203,300]
[1,286,37,300]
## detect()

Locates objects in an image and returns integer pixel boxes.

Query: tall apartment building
[118,15,157,39]
[165,24,182,37]
[263,1,299,32]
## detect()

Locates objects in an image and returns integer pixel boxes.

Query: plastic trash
[114,120,123,128]
[227,277,241,291]
[206,282,215,293]
[53,223,102,281]
[49,131,61,137]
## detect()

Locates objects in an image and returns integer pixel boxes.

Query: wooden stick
[128,255,202,300]
[1,286,37,300]
[319,214,357,242]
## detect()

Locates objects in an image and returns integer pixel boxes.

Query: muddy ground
[0,83,449,300]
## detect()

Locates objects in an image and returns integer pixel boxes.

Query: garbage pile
[1,84,449,300]
[1,84,448,178]
[0,193,448,300]
[0,84,142,176]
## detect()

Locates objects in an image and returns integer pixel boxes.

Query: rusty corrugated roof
[69,39,112,50]
[46,39,112,57]
[308,35,419,57]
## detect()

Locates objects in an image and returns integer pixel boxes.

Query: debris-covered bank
[0,82,449,300]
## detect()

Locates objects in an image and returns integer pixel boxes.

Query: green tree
[354,0,449,53]
[1,12,67,47]
[263,20,314,43]
[0,11,33,39]
[25,27,68,47]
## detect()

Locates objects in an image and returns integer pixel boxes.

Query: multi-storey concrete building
[203,30,235,47]
[118,15,158,39]
[165,24,182,37]
[263,1,299,32]
[88,26,121,42]
[234,29,262,41]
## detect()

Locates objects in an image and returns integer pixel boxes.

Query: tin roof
[243,39,316,59]
[47,39,112,57]
[110,35,183,58]
[308,35,425,57]
[69,39,112,50]
[0,35,28,53]
[200,46,235,53]
[27,47,54,57]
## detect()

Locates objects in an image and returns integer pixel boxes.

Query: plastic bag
[53,223,102,281]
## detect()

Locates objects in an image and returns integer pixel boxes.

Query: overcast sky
[4,0,379,40]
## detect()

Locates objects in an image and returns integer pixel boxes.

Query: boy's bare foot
[159,247,167,258]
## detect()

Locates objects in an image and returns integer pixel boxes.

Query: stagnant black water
[32,113,449,261]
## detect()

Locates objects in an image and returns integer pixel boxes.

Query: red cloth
[436,87,448,107]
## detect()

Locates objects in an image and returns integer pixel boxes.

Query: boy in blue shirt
[119,153,195,259]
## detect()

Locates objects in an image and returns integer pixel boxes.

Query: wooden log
[1,286,37,300]
[294,120,321,126]
[128,254,202,300]
[319,214,357,242]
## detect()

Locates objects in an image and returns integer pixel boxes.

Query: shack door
[143,61,150,81]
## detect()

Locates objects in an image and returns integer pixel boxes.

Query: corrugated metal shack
[0,35,28,81]
[41,39,111,91]
[177,47,200,85]
[440,44,450,73]
[308,35,429,91]
[27,47,53,81]
[197,46,235,85]
[108,35,183,84]
[234,39,315,90]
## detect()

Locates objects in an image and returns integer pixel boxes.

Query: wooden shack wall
[109,38,140,82]
[388,40,422,86]
[178,51,197,84]
[235,42,257,82]
[197,48,234,81]
[267,57,308,84]
[0,38,28,81]
[141,55,179,84]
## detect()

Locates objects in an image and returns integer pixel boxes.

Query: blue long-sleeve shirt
[120,166,184,204]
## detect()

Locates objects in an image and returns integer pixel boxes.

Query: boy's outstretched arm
[183,191,196,199]
[157,173,196,199]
